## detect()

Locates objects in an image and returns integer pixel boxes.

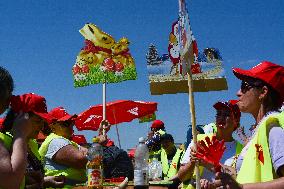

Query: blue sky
[1,0,284,149]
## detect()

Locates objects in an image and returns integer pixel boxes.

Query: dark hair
[2,109,16,132]
[160,133,174,143]
[0,66,14,99]
[245,77,282,112]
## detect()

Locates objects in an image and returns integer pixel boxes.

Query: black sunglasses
[240,81,262,93]
[60,121,73,127]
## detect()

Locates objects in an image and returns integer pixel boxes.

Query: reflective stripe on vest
[0,132,25,189]
[149,149,161,162]
[236,111,284,183]
[38,133,86,184]
[183,133,243,189]
[158,129,166,136]
[161,148,184,179]
[28,139,41,160]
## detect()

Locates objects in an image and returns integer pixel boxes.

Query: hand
[148,131,154,138]
[79,146,88,156]
[25,170,44,188]
[98,120,111,135]
[44,175,65,188]
[12,112,33,139]
[96,134,108,145]
[213,172,243,189]
[200,179,215,189]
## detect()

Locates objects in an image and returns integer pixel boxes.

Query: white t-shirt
[181,139,237,182]
[203,123,216,134]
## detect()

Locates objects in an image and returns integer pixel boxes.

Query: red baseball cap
[151,119,165,129]
[232,61,284,103]
[10,93,52,123]
[214,100,241,122]
[71,134,87,145]
[49,107,77,123]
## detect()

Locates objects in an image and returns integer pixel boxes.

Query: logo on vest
[172,162,177,169]
[255,144,264,164]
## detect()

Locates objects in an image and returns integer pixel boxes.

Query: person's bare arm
[209,167,284,189]
[53,144,88,169]
[0,113,32,189]
[0,136,28,189]
[178,162,195,182]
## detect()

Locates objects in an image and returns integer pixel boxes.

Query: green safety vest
[183,133,243,189]
[236,111,284,183]
[148,129,166,162]
[28,139,41,161]
[149,149,161,162]
[161,148,184,179]
[0,132,25,189]
[38,133,86,188]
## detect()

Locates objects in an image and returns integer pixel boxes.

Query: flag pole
[187,71,201,189]
[102,76,107,136]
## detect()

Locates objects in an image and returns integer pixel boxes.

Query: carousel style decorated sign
[147,4,227,95]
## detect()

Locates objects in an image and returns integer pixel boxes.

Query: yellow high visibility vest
[39,133,86,188]
[161,148,184,179]
[183,133,243,189]
[237,111,284,183]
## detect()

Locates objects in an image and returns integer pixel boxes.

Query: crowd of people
[0,60,283,189]
[144,61,284,189]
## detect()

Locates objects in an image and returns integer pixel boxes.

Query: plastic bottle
[134,137,149,189]
[86,137,104,189]
[149,159,162,180]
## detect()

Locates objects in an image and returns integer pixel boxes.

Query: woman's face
[236,80,262,114]
[28,114,45,139]
[51,121,74,139]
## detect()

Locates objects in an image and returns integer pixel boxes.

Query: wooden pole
[102,81,106,136]
[187,72,201,189]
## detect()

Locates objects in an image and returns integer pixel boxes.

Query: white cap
[139,137,145,143]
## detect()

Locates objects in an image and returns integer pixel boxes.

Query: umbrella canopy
[75,100,157,131]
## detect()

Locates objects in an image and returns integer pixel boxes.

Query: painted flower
[102,58,116,72]
[82,65,90,73]
[115,62,124,72]
[72,65,81,75]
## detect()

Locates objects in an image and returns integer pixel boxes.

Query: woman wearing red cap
[178,100,243,189]
[0,93,53,189]
[201,61,284,189]
[39,107,88,188]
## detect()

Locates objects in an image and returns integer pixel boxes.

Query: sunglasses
[60,121,73,127]
[240,81,262,93]
[216,111,231,118]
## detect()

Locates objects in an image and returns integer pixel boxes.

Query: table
[73,186,167,189]
[73,181,171,189]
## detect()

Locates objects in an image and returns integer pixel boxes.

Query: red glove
[195,136,226,172]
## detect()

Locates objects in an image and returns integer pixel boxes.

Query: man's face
[215,109,235,133]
